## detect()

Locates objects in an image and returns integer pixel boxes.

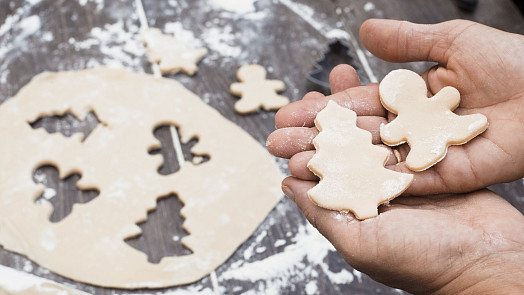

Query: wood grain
[0,0,523,294]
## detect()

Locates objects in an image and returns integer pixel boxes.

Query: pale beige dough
[0,265,89,295]
[0,68,283,288]
[230,64,290,114]
[379,69,488,171]
[307,100,413,220]
[141,28,207,75]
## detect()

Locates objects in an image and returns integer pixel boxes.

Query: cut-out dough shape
[230,64,290,114]
[307,100,413,220]
[379,69,488,171]
[0,265,89,295]
[141,28,207,75]
[0,68,283,288]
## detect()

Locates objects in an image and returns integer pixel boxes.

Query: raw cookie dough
[307,100,413,220]
[230,64,290,114]
[0,68,283,288]
[0,265,89,295]
[379,69,488,171]
[141,28,207,75]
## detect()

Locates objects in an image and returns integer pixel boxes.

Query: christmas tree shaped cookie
[141,28,207,75]
[379,69,488,171]
[307,100,413,220]
[230,64,290,114]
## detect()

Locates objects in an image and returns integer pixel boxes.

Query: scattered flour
[274,239,286,247]
[163,22,202,47]
[12,15,41,41]
[305,281,318,295]
[40,228,57,252]
[352,268,363,283]
[219,223,354,292]
[72,20,144,69]
[0,265,78,294]
[42,188,56,200]
[208,0,257,14]
[0,14,41,58]
[22,261,33,273]
[41,31,54,42]
[201,26,242,59]
[325,29,351,40]
[364,2,376,12]
[78,0,105,11]
[0,70,9,85]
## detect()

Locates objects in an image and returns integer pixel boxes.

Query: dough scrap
[230,64,290,114]
[0,68,283,288]
[0,265,89,295]
[307,100,413,220]
[141,28,207,75]
[379,69,488,171]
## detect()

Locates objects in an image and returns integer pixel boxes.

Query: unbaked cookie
[379,69,488,171]
[308,100,413,220]
[230,64,289,114]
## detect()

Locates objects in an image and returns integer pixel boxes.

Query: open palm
[268,19,524,196]
[284,181,524,294]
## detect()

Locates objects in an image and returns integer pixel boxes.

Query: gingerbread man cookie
[379,69,488,171]
[308,100,413,220]
[230,64,290,114]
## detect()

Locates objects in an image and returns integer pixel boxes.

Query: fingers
[329,64,361,94]
[268,116,388,158]
[281,177,360,238]
[356,116,387,143]
[360,19,468,65]
[275,84,385,129]
[289,151,318,180]
[421,65,458,97]
[266,127,318,158]
[289,145,399,180]
[386,162,447,196]
[302,91,325,101]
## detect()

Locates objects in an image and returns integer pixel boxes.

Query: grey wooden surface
[0,0,523,294]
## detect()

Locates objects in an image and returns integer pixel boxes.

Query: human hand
[267,19,524,196]
[286,183,524,294]
[266,19,524,294]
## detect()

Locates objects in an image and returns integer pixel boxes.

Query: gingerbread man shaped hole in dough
[230,64,290,114]
[379,69,488,171]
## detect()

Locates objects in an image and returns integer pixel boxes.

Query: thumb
[281,177,360,241]
[360,19,471,65]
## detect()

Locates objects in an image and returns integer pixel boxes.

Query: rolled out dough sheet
[0,68,283,288]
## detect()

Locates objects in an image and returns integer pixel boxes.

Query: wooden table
[0,0,523,294]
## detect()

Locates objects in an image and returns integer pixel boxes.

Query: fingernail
[282,185,295,202]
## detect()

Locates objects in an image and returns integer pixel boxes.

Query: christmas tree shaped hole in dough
[307,100,413,220]
[379,69,488,171]
[230,64,290,114]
